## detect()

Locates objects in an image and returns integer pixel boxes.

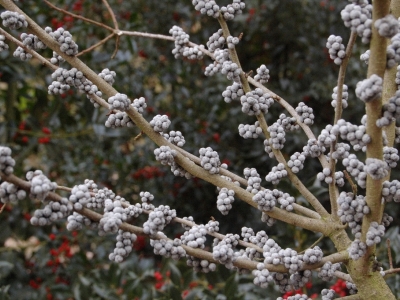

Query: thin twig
[102,0,119,30]
[328,31,358,219]
[43,0,115,31]
[343,170,357,195]
[387,239,393,269]
[77,33,115,57]
[299,235,324,254]
[0,204,6,214]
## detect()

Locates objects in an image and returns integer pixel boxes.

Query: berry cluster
[204,49,230,76]
[67,212,94,231]
[382,180,400,202]
[376,90,400,127]
[342,154,367,188]
[263,238,282,263]
[108,93,130,111]
[69,184,93,210]
[0,146,15,175]
[192,0,220,18]
[132,97,147,114]
[187,256,216,273]
[326,35,346,65]
[150,115,171,133]
[0,182,26,204]
[99,198,128,234]
[181,224,207,249]
[199,147,221,174]
[261,212,276,226]
[220,0,245,21]
[238,121,262,139]
[154,146,177,166]
[249,230,268,248]
[317,125,337,148]
[169,25,190,59]
[276,191,295,212]
[170,159,193,179]
[109,230,137,263]
[287,152,305,173]
[140,191,155,210]
[1,11,27,29]
[244,167,261,194]
[150,235,186,260]
[346,281,358,295]
[295,102,314,125]
[221,60,241,82]
[216,188,235,215]
[252,189,277,211]
[387,34,400,68]
[31,198,73,226]
[163,131,185,147]
[105,112,134,128]
[277,294,311,300]
[337,192,369,236]
[254,64,270,84]
[213,234,240,269]
[381,213,393,227]
[240,88,274,116]
[331,142,351,160]
[263,139,275,158]
[331,84,349,109]
[181,216,194,231]
[341,3,372,43]
[205,219,219,233]
[348,239,367,260]
[252,263,273,288]
[207,29,224,52]
[277,113,299,132]
[335,171,345,187]
[0,35,8,52]
[396,66,400,88]
[13,46,32,61]
[302,246,323,264]
[226,35,240,49]
[222,82,244,103]
[318,261,341,281]
[374,14,399,38]
[272,273,291,293]
[267,122,286,150]
[27,170,57,201]
[21,33,46,50]
[98,68,116,85]
[365,158,388,180]
[143,205,176,236]
[302,139,325,158]
[91,187,115,209]
[366,221,385,247]
[265,163,287,185]
[50,51,65,65]
[360,49,370,64]
[321,289,336,300]
[317,168,334,184]
[45,27,78,56]
[355,74,383,103]
[331,119,371,151]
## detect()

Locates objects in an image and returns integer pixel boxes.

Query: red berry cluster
[132,166,164,180]
[282,282,318,299]
[329,279,348,297]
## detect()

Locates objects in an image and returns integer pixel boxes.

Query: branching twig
[387,239,393,269]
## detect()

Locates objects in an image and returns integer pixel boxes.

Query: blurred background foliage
[0,0,399,299]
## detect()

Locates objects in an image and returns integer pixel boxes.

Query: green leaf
[224,273,238,299]
[0,262,13,280]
